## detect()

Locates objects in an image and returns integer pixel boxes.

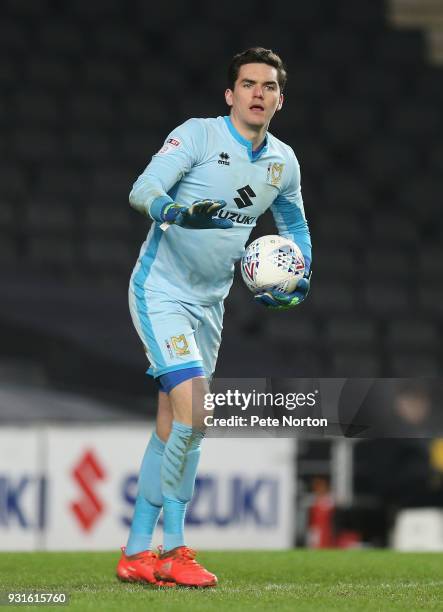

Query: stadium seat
[95,26,145,58]
[14,90,59,125]
[34,168,90,201]
[24,200,75,234]
[420,247,443,279]
[370,215,419,246]
[385,319,439,350]
[388,353,441,377]
[67,130,112,163]
[419,286,443,317]
[124,97,171,128]
[137,0,191,28]
[28,236,76,269]
[0,20,29,52]
[91,166,132,200]
[363,138,417,186]
[364,283,411,315]
[398,175,443,219]
[365,249,412,280]
[0,235,18,266]
[0,201,14,231]
[325,316,378,347]
[4,0,50,17]
[69,93,115,126]
[269,315,320,348]
[391,103,441,143]
[315,211,363,246]
[310,282,355,313]
[0,165,27,199]
[65,0,123,20]
[0,57,18,88]
[38,22,86,55]
[417,66,443,102]
[26,57,73,88]
[322,102,378,149]
[374,29,425,66]
[82,238,133,272]
[430,145,443,174]
[12,128,59,162]
[82,59,128,91]
[286,66,335,103]
[331,350,381,377]
[322,174,374,212]
[345,65,405,103]
[332,0,385,27]
[310,31,368,67]
[314,247,355,281]
[84,205,132,236]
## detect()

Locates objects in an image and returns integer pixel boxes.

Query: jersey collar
[223,115,268,162]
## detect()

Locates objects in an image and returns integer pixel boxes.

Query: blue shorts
[128,283,224,380]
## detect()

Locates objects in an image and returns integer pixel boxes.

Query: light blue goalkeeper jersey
[130,115,311,305]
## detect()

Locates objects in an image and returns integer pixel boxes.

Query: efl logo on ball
[241,235,305,294]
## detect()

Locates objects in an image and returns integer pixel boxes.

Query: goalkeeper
[117,47,312,588]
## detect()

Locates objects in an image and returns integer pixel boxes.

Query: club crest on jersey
[267,162,285,187]
[170,334,190,357]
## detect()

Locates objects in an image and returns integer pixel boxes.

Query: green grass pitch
[0,550,442,611]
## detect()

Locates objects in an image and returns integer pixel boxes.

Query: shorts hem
[146,360,205,379]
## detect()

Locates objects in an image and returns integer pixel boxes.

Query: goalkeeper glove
[161,200,233,229]
[254,271,312,310]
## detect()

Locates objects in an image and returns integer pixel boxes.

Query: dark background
[1,0,442,417]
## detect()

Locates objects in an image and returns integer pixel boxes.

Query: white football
[241,235,305,294]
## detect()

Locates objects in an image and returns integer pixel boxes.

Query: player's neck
[229,113,268,152]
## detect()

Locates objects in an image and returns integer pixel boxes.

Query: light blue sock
[126,431,165,556]
[161,421,203,551]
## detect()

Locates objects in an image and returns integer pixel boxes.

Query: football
[241,235,305,294]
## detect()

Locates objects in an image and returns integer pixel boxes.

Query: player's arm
[255,151,312,310]
[129,119,232,230]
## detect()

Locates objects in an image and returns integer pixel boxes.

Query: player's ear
[277,93,284,111]
[225,88,233,107]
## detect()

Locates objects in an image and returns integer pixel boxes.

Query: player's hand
[161,200,233,229]
[254,271,312,310]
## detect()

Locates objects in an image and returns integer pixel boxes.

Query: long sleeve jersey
[130,115,311,305]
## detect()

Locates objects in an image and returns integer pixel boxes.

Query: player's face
[225,63,284,129]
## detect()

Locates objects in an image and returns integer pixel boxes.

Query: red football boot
[154,546,217,587]
[116,547,174,586]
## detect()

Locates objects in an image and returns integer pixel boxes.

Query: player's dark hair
[228,47,287,92]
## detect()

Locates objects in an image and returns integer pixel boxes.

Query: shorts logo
[170,334,190,356]
[267,162,285,187]
[165,339,174,359]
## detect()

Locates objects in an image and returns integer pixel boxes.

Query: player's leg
[154,302,223,587]
[159,375,208,546]
[126,391,172,552]
[117,390,174,584]
[154,374,217,587]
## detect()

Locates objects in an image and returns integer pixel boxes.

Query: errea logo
[218,152,230,166]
